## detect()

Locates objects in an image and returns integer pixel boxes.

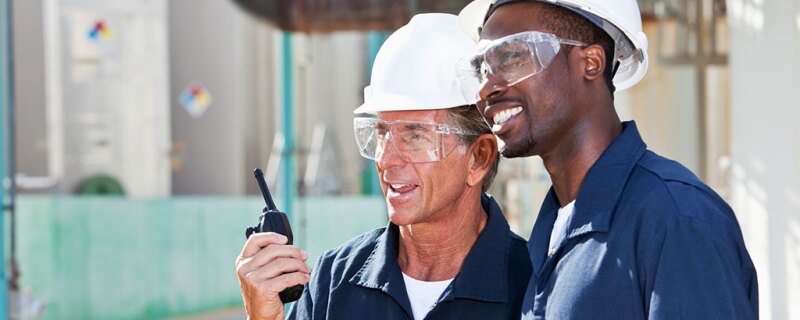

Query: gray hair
[444,105,500,193]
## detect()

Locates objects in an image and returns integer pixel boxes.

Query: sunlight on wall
[729,0,800,317]
[787,189,800,320]
[730,160,771,320]
[729,0,765,31]
[796,12,800,31]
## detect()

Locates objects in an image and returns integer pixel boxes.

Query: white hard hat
[458,0,649,91]
[353,13,477,114]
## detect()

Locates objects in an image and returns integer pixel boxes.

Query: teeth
[390,183,411,189]
[493,106,523,125]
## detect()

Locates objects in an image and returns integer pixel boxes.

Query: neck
[397,190,487,281]
[542,97,622,207]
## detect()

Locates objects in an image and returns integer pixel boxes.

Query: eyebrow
[399,122,428,131]
[470,56,483,70]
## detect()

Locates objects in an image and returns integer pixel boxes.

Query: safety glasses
[353,117,478,163]
[456,31,586,101]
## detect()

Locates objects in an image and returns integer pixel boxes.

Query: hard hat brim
[353,91,468,114]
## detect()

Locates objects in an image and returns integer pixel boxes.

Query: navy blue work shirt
[521,121,758,319]
[287,194,532,319]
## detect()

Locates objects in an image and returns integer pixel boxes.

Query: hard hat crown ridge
[353,13,478,114]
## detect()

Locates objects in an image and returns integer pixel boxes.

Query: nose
[478,73,508,102]
[376,133,407,169]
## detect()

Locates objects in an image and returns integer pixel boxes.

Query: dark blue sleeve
[285,282,313,320]
[647,191,758,319]
[286,251,334,320]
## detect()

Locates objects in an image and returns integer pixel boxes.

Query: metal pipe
[695,0,708,181]
[0,0,11,316]
[281,32,296,230]
[5,0,17,294]
[279,31,296,317]
[710,0,718,55]
[361,32,387,196]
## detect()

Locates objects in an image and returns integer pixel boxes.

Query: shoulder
[506,228,532,278]
[507,229,529,254]
[484,193,529,245]
[294,228,388,318]
[504,227,531,270]
[625,150,739,229]
[488,208,531,276]
[305,227,386,299]
[315,227,386,267]
[623,152,753,275]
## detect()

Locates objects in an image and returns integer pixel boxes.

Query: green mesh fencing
[13,195,387,320]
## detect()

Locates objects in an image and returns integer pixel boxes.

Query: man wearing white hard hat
[236,13,531,320]
[457,0,757,319]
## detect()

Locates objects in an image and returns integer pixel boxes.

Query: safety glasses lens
[354,118,379,159]
[353,118,460,163]
[457,31,565,97]
[485,40,539,85]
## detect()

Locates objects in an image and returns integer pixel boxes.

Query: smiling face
[375,109,474,227]
[478,2,585,158]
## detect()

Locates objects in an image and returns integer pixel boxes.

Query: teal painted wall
[15,196,386,319]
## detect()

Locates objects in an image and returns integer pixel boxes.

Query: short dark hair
[444,105,500,193]
[535,3,617,94]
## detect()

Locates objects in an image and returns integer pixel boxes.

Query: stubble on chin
[499,134,537,158]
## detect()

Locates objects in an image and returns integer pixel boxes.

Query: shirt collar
[447,194,511,303]
[349,219,409,312]
[350,194,512,304]
[568,120,647,238]
[529,121,647,274]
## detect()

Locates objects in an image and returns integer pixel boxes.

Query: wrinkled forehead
[480,2,555,41]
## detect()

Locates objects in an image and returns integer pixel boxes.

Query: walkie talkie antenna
[254,168,277,211]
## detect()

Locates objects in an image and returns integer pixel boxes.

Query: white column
[727,0,800,319]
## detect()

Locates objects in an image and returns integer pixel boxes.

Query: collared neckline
[349,194,512,306]
[448,194,511,303]
[568,121,647,238]
[530,121,647,275]
[349,220,411,317]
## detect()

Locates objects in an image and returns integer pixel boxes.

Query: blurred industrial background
[0,0,798,319]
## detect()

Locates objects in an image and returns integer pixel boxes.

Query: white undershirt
[548,200,576,256]
[402,273,453,320]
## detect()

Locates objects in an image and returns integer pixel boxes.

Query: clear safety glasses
[353,117,478,163]
[456,31,586,101]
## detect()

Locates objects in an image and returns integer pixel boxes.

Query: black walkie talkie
[246,168,304,303]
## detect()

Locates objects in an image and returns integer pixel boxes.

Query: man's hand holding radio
[236,232,311,320]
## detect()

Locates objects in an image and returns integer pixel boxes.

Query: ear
[465,134,499,189]
[582,45,606,81]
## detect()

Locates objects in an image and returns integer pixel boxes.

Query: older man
[236,13,531,320]
[457,0,758,319]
